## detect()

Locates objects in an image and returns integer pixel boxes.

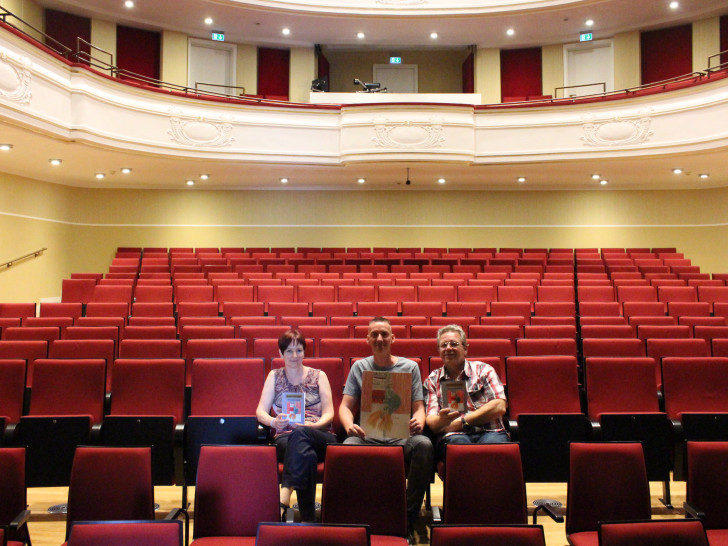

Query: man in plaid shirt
[424,324,509,462]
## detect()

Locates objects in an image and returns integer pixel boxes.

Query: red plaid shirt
[424,359,506,435]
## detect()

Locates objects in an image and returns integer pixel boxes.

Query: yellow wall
[324,48,470,94]
[0,0,43,35]
[90,18,116,76]
[290,46,315,102]
[475,47,501,104]
[613,30,641,90]
[160,30,188,87]
[236,43,257,95]
[541,44,564,97]
[693,17,720,71]
[1,173,727,302]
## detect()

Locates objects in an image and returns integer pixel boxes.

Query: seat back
[598,519,708,546]
[507,356,581,417]
[119,338,181,359]
[565,442,650,536]
[29,359,106,423]
[0,447,26,529]
[66,446,154,539]
[0,359,26,424]
[430,524,546,546]
[110,359,185,425]
[193,445,280,538]
[190,358,265,416]
[443,444,526,525]
[68,520,183,546]
[322,445,407,538]
[585,358,660,417]
[662,357,728,419]
[256,523,370,546]
[686,441,728,530]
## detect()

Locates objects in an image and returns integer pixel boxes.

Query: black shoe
[407,530,417,545]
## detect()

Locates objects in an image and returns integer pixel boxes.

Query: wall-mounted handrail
[2,248,47,269]
[554,82,607,98]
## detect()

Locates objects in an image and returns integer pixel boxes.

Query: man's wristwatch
[460,415,472,432]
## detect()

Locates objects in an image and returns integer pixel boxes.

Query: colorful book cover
[360,371,412,439]
[441,380,467,413]
[281,392,305,425]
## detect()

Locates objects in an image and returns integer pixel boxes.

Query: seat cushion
[568,531,599,546]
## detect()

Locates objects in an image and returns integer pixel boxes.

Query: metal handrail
[708,49,728,70]
[0,6,72,58]
[2,248,46,269]
[554,82,607,98]
[74,37,114,69]
[195,82,246,96]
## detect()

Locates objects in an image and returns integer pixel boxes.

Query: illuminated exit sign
[212,32,225,41]
[579,32,593,42]
[389,56,402,64]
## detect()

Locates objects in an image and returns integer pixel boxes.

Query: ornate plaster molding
[371,117,445,149]
[581,108,654,147]
[167,108,235,147]
[0,50,32,105]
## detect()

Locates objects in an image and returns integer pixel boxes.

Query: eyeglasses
[439,341,462,349]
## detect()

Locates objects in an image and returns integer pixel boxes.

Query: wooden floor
[25,477,687,545]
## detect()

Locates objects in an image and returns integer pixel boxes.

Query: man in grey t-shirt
[339,317,433,544]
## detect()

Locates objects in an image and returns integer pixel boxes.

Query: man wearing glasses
[424,324,509,463]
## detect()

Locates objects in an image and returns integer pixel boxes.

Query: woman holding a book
[256,329,337,522]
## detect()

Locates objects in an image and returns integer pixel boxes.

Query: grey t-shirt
[343,356,425,404]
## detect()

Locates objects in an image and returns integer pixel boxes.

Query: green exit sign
[212,32,225,42]
[390,56,402,64]
[579,32,593,42]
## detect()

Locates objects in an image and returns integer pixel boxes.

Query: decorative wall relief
[371,117,445,149]
[0,50,32,105]
[168,108,234,147]
[581,109,654,146]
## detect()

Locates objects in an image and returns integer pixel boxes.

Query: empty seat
[118,338,181,359]
[0,340,48,388]
[598,519,708,546]
[581,338,647,359]
[515,338,577,357]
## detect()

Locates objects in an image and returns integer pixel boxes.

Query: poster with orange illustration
[360,371,412,439]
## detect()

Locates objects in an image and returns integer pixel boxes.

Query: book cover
[441,380,467,413]
[281,392,305,425]
[360,371,412,439]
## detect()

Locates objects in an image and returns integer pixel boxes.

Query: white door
[373,64,418,93]
[188,39,237,95]
[563,40,613,97]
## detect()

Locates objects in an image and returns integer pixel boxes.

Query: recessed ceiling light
[200,174,209,180]
[600,180,608,185]
[280,177,289,184]
[438,178,446,184]
[585,19,594,26]
[282,28,291,36]
[204,17,213,25]
[124,0,134,8]
[591,174,601,180]
[672,168,683,174]
[121,167,132,174]
[699,173,709,179]
[186,180,195,186]
[669,1,679,9]
[357,32,365,39]
[49,159,62,166]
[430,32,438,39]
[517,177,526,183]
[506,28,515,36]
[95,173,105,179]
[357,178,366,184]
[0,144,13,151]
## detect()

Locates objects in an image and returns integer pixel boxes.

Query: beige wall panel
[160,31,188,87]
[541,44,563,97]
[325,49,468,94]
[236,43,257,95]
[693,17,720,71]
[475,47,501,104]
[0,0,42,32]
[90,18,116,74]
[290,47,315,102]
[613,30,640,90]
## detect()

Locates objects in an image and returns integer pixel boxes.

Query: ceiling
[1,0,727,191]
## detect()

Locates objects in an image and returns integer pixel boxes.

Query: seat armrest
[683,501,705,520]
[431,506,442,523]
[533,503,563,524]
[588,418,601,438]
[507,419,519,438]
[9,509,31,530]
